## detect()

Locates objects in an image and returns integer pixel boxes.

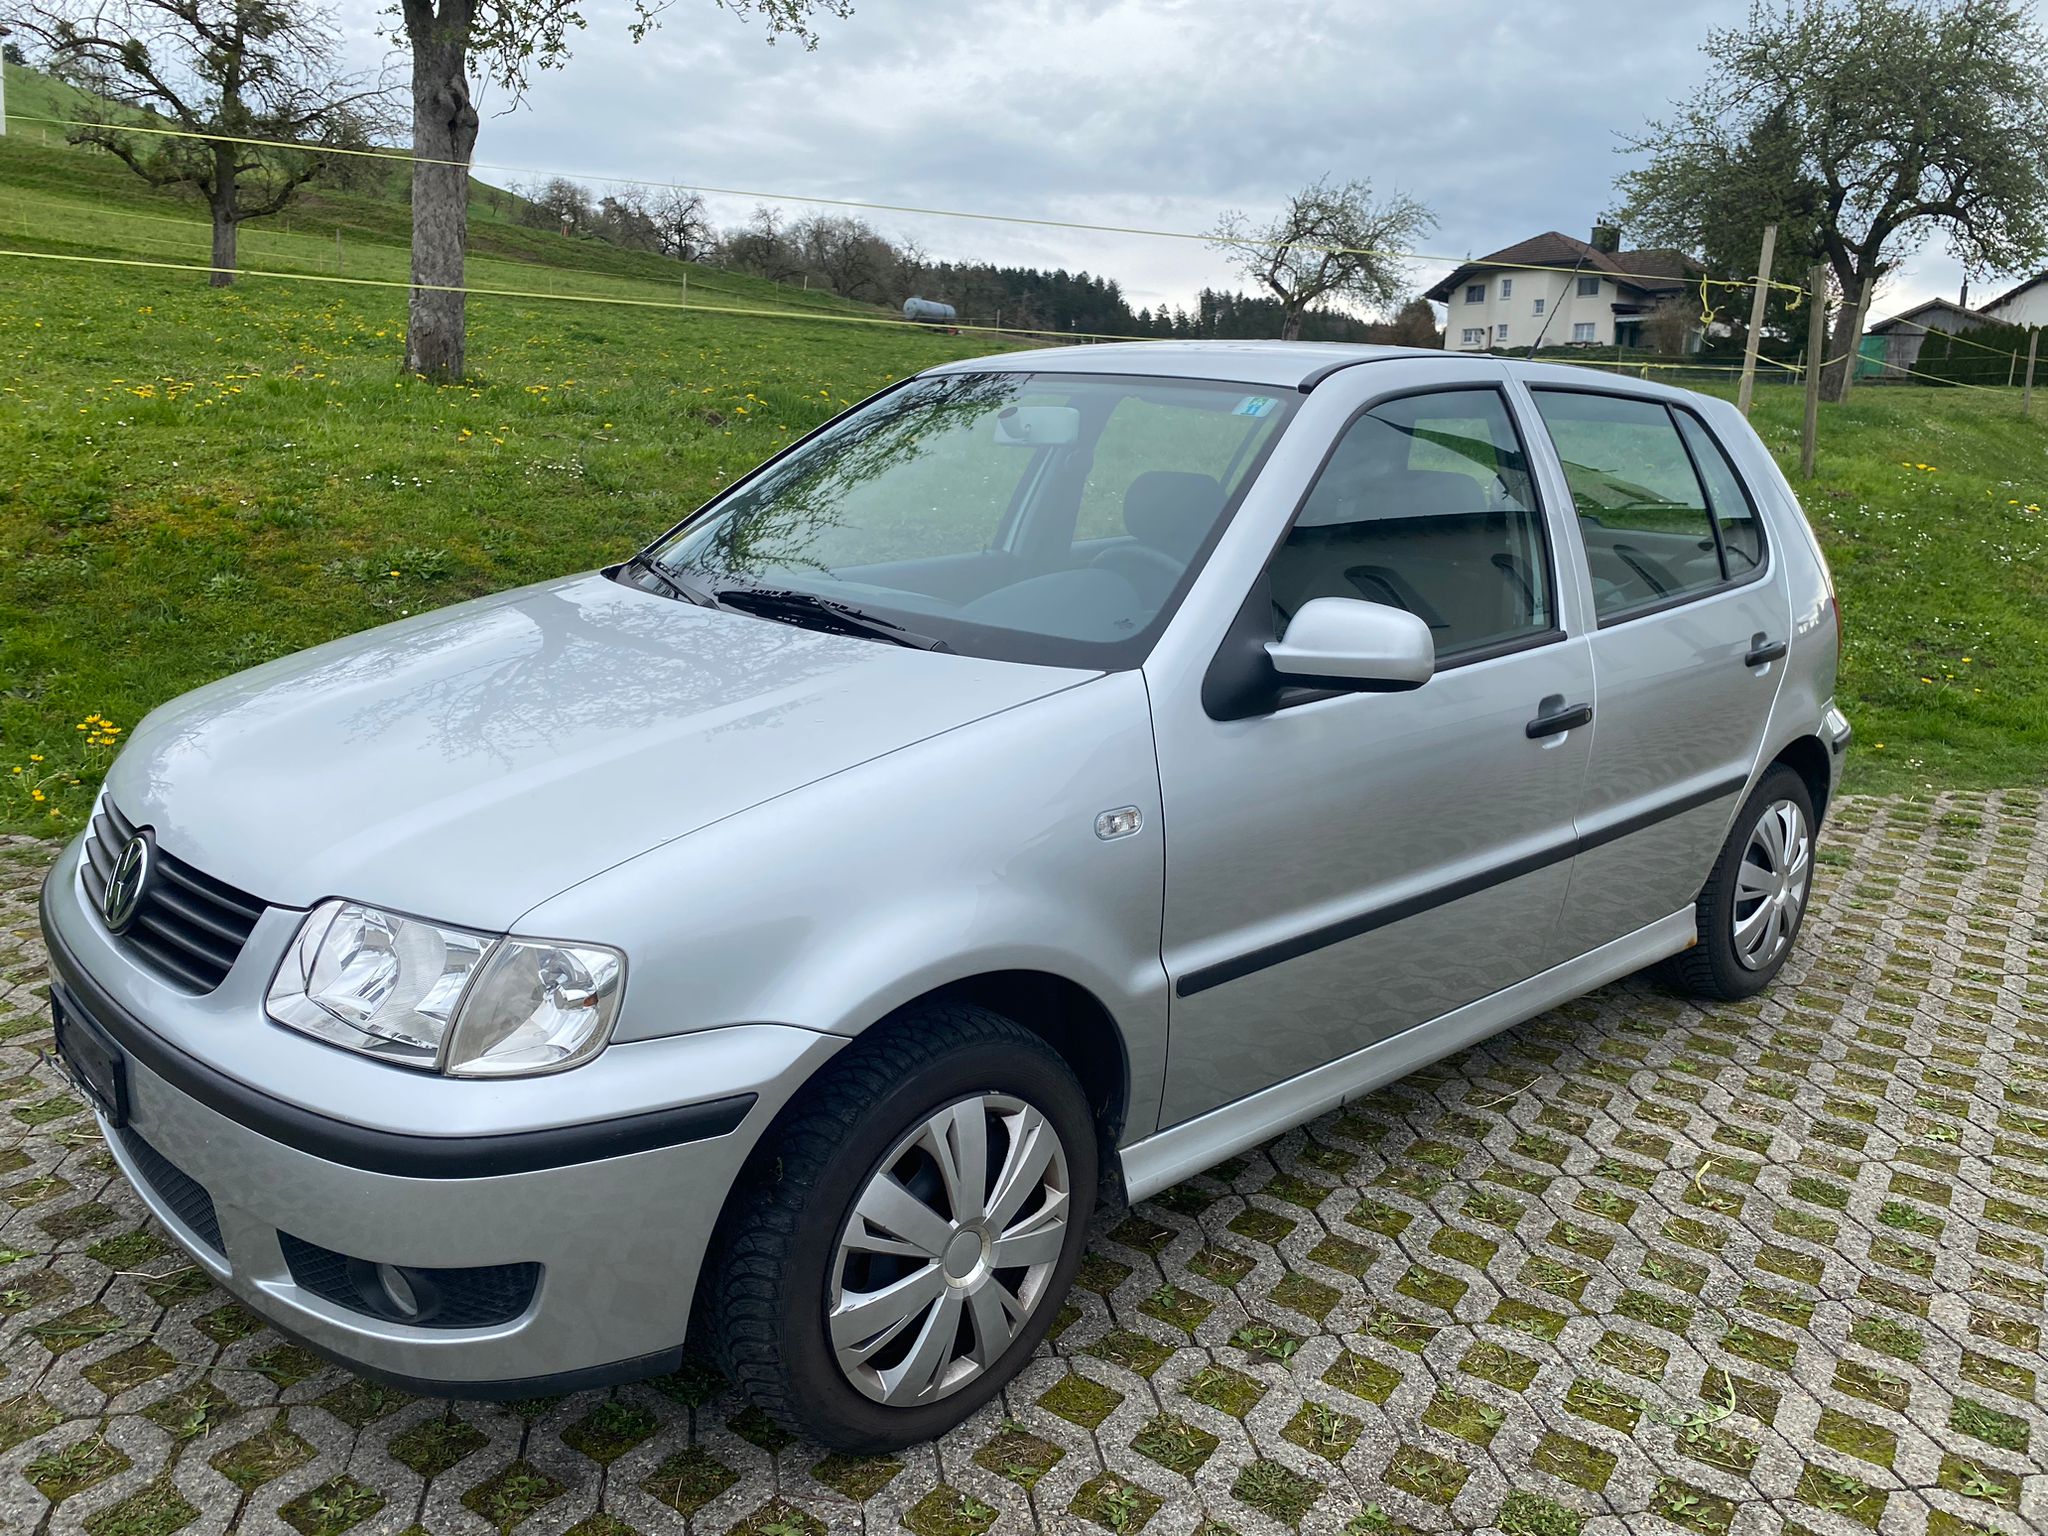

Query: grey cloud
[339,0,1976,318]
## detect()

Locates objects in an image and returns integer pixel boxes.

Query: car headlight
[266,900,624,1077]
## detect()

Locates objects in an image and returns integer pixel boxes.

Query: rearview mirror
[991,405,1079,447]
[1266,598,1434,692]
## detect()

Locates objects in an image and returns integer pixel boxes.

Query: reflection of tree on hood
[666,374,1021,581]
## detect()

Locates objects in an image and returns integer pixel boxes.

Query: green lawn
[3,65,2046,831]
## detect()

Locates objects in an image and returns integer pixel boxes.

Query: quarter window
[1674,412,1764,574]
[1267,390,1554,662]
[1530,390,1739,621]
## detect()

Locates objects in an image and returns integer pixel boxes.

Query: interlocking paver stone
[2,790,2044,1534]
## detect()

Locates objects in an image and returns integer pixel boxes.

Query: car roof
[918,340,1721,408]
[919,340,1442,390]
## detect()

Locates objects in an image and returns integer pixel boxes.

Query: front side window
[1500,278,1514,299]
[1533,297,1546,315]
[1496,324,1510,343]
[1572,322,1597,342]
[1577,275,1602,297]
[650,372,1293,667]
[1465,283,1487,303]
[1530,390,1744,621]
[1266,390,1554,662]
[1462,327,1485,345]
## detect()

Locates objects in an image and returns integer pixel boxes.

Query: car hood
[107,573,1087,929]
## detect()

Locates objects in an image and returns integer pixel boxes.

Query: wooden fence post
[2025,328,2038,419]
[1801,263,1827,479]
[1737,224,1778,417]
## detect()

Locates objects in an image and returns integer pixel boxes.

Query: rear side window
[1530,390,1744,621]
[1675,412,1763,575]
[1268,389,1554,662]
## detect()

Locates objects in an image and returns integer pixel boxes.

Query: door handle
[1745,633,1789,667]
[1526,697,1593,738]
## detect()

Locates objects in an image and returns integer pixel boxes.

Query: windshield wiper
[714,586,952,652]
[623,551,719,609]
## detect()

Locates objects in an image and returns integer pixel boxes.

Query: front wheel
[706,1005,1097,1451]
[1669,764,1817,1000]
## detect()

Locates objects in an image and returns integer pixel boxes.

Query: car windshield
[647,370,1296,667]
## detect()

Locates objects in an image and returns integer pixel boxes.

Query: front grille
[117,1128,223,1254]
[81,799,265,993]
[278,1233,541,1329]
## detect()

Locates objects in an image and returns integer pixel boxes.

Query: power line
[5,109,1811,300]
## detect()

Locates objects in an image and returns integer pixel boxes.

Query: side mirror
[1266,598,1434,692]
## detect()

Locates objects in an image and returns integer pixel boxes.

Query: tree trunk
[1819,273,1871,403]
[209,144,238,287]
[209,214,237,287]
[406,28,480,380]
[1280,306,1304,342]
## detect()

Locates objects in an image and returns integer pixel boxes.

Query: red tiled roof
[1425,231,1700,302]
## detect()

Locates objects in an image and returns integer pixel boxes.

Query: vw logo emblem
[102,833,153,935]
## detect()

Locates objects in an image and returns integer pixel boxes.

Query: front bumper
[40,849,843,1393]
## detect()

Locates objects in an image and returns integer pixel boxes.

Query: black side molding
[40,880,755,1180]
[1175,773,1749,997]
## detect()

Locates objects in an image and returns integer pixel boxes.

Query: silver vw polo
[40,342,1848,1449]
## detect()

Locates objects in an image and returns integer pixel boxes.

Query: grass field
[3,67,2047,833]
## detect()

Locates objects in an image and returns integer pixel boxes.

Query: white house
[1980,272,2048,329]
[1427,228,1702,353]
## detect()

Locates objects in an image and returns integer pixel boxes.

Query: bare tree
[649,185,712,261]
[1210,177,1436,340]
[516,174,594,234]
[15,1,391,286]
[398,1,852,381]
[722,204,804,284]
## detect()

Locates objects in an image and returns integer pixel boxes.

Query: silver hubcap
[828,1094,1070,1407]
[1733,798,1811,971]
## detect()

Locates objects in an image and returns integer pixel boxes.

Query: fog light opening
[376,1263,421,1320]
[343,1255,444,1325]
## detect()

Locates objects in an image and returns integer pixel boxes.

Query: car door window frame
[1202,382,1571,719]
[1526,384,1772,630]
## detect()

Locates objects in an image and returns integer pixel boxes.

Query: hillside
[0,65,882,319]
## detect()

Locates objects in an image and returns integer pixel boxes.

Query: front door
[1151,378,1595,1128]
[1518,386,1793,956]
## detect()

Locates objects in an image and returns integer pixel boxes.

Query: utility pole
[2025,327,2038,418]
[1801,262,1827,479]
[1737,223,1778,417]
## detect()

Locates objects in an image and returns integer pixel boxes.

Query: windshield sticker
[1233,395,1279,417]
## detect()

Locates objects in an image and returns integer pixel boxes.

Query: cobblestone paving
[1,789,2044,1536]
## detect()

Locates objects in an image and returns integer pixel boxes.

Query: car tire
[705,1003,1098,1451]
[1668,764,1817,1001]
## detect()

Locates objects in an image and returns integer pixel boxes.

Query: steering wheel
[1088,543,1185,604]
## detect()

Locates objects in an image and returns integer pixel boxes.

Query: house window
[1571,322,1597,342]
[1500,278,1514,299]
[1496,324,1510,343]
[1533,298,1546,315]
[1465,283,1487,304]
[1461,327,1485,345]
[1576,275,1601,297]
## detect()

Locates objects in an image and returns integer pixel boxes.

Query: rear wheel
[1669,764,1816,1000]
[706,1004,1097,1450]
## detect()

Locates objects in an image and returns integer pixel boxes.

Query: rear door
[1518,384,1793,956]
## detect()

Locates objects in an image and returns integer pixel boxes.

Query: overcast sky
[341,0,1987,321]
